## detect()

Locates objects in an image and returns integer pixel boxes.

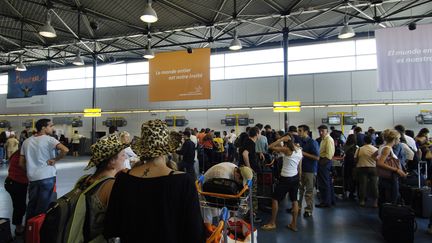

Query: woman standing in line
[104,120,205,243]
[261,134,302,232]
[376,129,407,205]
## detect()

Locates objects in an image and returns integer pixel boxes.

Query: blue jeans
[26,177,56,220]
[0,146,4,161]
[378,176,399,205]
[317,158,335,206]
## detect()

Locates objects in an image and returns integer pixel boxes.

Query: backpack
[40,175,113,243]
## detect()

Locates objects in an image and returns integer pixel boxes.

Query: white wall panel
[314,72,352,103]
[288,75,314,103]
[352,70,393,102]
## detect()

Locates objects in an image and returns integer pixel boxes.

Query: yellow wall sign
[84,107,101,117]
[273,101,301,112]
[84,108,102,113]
[149,48,210,102]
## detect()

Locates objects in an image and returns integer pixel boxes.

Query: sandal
[287,224,298,232]
[261,224,277,231]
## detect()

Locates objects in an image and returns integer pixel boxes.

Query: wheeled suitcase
[380,203,416,243]
[26,213,46,243]
[0,218,12,243]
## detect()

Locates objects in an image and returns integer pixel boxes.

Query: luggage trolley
[196,176,256,243]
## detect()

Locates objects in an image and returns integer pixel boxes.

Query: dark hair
[255,123,263,130]
[109,126,118,134]
[74,130,78,134]
[264,124,271,129]
[354,126,362,133]
[346,134,357,146]
[230,129,235,133]
[351,125,357,129]
[248,127,259,137]
[394,124,405,134]
[200,128,205,133]
[214,131,221,137]
[283,134,296,151]
[35,119,51,132]
[405,130,415,138]
[276,130,285,137]
[183,130,191,137]
[245,126,250,132]
[318,125,328,130]
[205,128,210,133]
[364,135,372,144]
[288,126,297,132]
[223,131,227,135]
[417,128,430,137]
[367,128,375,135]
[95,153,119,175]
[298,124,310,132]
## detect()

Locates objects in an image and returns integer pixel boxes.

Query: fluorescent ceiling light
[228,107,250,110]
[302,105,327,108]
[251,107,273,110]
[356,103,386,107]
[327,104,355,108]
[140,1,158,23]
[207,108,228,111]
[338,24,355,39]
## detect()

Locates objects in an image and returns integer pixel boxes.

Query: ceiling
[1,0,432,71]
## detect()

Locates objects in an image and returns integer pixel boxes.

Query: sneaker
[253,217,263,223]
[303,211,312,218]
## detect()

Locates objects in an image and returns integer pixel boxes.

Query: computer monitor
[343,116,357,125]
[328,116,341,125]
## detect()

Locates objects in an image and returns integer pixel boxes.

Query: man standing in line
[227,129,237,162]
[297,125,320,217]
[239,127,262,223]
[177,130,196,178]
[255,123,268,163]
[316,125,336,208]
[19,119,69,220]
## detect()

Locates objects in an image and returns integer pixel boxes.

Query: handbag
[377,156,401,179]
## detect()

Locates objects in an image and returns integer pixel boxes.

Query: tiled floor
[0,157,430,243]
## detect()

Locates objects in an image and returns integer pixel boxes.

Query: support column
[282,27,289,132]
[91,54,97,144]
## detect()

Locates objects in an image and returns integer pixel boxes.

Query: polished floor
[0,157,431,243]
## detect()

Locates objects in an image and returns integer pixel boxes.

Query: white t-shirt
[280,148,303,177]
[190,135,198,161]
[21,135,59,181]
[123,147,138,169]
[404,135,418,152]
[377,145,398,160]
[228,133,237,144]
[204,162,237,183]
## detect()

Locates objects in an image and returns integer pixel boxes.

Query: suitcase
[26,213,46,243]
[380,203,416,243]
[411,161,431,218]
[0,218,12,243]
[203,178,241,208]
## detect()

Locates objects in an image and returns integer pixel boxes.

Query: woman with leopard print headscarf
[104,119,205,243]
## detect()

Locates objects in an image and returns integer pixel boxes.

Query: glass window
[0,84,7,94]
[0,75,7,85]
[356,54,377,70]
[48,67,86,80]
[211,54,225,68]
[96,63,126,77]
[356,39,376,55]
[225,62,283,79]
[225,48,283,66]
[127,74,149,86]
[127,61,149,74]
[96,75,126,88]
[47,79,87,91]
[288,41,355,61]
[210,67,224,80]
[289,56,356,75]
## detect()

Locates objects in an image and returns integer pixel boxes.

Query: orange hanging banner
[149,48,211,101]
